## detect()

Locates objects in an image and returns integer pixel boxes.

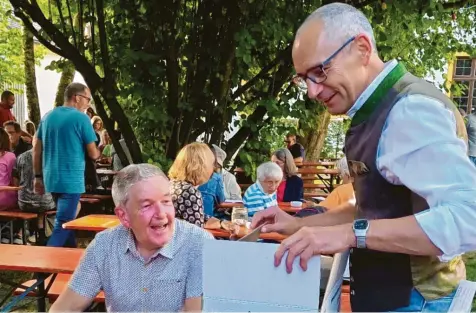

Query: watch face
[354,219,369,230]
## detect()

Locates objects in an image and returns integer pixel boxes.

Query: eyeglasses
[75,94,92,103]
[292,36,356,91]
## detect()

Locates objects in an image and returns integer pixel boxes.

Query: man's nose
[306,80,324,100]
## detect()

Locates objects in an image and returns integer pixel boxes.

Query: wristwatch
[353,219,370,249]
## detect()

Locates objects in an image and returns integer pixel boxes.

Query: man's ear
[115,206,131,228]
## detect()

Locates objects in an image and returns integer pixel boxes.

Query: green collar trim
[351,63,407,126]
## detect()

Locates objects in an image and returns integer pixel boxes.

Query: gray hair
[336,156,350,177]
[112,163,168,207]
[64,82,88,103]
[257,161,283,181]
[299,3,377,53]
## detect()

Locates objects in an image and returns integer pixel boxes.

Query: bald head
[296,3,377,53]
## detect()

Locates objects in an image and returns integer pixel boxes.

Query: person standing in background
[34,82,100,248]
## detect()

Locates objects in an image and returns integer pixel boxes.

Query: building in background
[446,52,476,114]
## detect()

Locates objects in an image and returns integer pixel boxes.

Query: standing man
[0,91,16,126]
[33,82,100,247]
[285,134,305,162]
[252,3,476,312]
[4,121,32,157]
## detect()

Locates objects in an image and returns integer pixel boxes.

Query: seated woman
[243,161,283,218]
[98,131,112,163]
[0,127,18,210]
[318,156,355,210]
[168,142,215,228]
[211,144,242,200]
[198,147,225,219]
[271,148,303,202]
[0,128,20,244]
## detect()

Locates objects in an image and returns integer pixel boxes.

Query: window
[455,58,472,76]
[452,57,476,113]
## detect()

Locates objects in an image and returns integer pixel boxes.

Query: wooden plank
[0,210,37,220]
[63,214,120,232]
[13,273,105,303]
[0,245,84,274]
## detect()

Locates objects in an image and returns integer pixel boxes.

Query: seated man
[285,134,305,163]
[243,161,283,217]
[4,121,32,157]
[49,164,214,312]
[318,156,355,209]
[13,147,56,244]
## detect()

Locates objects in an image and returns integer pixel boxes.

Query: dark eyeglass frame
[292,36,356,89]
[75,94,92,102]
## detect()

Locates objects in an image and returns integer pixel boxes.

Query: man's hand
[250,206,300,236]
[34,178,45,195]
[275,223,355,273]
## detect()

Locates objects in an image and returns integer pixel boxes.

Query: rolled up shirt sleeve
[377,94,476,259]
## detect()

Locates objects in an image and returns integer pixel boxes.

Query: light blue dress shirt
[346,60,476,261]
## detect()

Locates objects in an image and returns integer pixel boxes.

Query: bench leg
[9,221,13,244]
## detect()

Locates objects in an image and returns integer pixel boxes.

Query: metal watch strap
[356,236,366,248]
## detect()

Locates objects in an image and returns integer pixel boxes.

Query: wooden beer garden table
[63,214,287,241]
[217,201,311,214]
[0,245,84,312]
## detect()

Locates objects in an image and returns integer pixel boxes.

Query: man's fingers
[250,207,276,229]
[285,238,307,274]
[275,230,303,267]
[299,248,314,272]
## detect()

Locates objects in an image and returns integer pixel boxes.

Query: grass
[463,251,476,311]
[1,248,475,311]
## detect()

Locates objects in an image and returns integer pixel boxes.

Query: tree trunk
[54,61,75,107]
[23,28,41,126]
[302,110,331,161]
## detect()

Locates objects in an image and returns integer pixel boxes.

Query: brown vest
[344,72,466,312]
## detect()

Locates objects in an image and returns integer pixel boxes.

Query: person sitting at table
[98,130,112,163]
[271,148,303,202]
[91,116,105,146]
[0,127,17,211]
[49,163,213,312]
[12,144,56,245]
[168,142,215,228]
[198,146,225,218]
[243,161,283,218]
[211,144,242,200]
[318,156,355,210]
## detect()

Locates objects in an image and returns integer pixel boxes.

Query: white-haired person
[49,163,213,312]
[318,156,355,210]
[243,161,283,218]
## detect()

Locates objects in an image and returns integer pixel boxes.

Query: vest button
[351,290,355,296]
[350,276,354,282]
[350,248,353,253]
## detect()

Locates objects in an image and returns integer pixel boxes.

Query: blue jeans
[47,193,81,248]
[391,288,456,312]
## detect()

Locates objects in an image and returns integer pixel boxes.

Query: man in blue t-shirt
[33,82,100,247]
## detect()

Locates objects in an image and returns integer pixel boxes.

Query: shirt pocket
[152,277,186,312]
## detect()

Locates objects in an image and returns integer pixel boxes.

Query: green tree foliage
[9,0,476,172]
[0,0,24,88]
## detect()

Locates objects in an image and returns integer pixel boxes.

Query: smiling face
[292,20,372,115]
[115,175,175,252]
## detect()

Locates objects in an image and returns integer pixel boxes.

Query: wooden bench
[13,273,105,303]
[0,209,56,245]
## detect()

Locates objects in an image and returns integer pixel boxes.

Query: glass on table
[230,207,248,237]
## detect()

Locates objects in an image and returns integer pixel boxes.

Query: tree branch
[14,9,66,58]
[65,0,77,48]
[442,0,470,10]
[231,44,292,100]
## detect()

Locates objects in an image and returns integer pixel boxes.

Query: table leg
[36,277,46,312]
